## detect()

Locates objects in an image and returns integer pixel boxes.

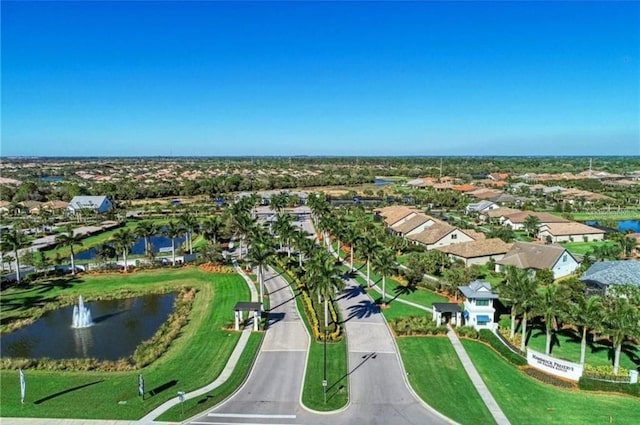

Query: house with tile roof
[459,280,499,331]
[436,238,513,266]
[500,211,570,231]
[390,214,438,236]
[374,205,422,227]
[406,223,479,250]
[465,200,498,215]
[482,207,521,222]
[538,222,605,243]
[497,241,579,279]
[580,260,640,294]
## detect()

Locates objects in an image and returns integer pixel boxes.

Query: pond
[75,233,186,260]
[0,292,176,361]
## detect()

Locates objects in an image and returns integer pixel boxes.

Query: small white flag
[19,368,25,404]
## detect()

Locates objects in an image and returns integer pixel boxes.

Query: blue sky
[2,1,639,156]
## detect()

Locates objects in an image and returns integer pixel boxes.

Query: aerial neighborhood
[1,156,639,424]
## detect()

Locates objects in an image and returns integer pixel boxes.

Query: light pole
[323,329,327,404]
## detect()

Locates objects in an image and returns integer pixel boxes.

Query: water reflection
[0,293,176,361]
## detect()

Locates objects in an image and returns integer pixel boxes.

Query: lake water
[0,292,176,361]
[585,219,640,233]
[39,176,63,182]
[75,233,187,260]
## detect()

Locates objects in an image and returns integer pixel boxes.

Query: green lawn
[0,268,254,420]
[568,211,640,221]
[461,340,640,425]
[397,337,495,425]
[559,240,618,256]
[524,324,639,371]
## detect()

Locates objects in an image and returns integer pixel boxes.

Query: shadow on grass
[149,379,178,397]
[385,283,417,304]
[34,379,104,404]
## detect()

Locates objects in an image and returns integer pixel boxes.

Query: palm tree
[162,221,184,266]
[571,294,604,364]
[343,224,360,273]
[356,234,381,288]
[269,192,289,213]
[135,221,157,258]
[372,248,398,305]
[523,214,541,238]
[246,228,275,308]
[603,296,640,374]
[201,215,224,244]
[179,213,198,254]
[518,272,540,352]
[273,213,296,256]
[55,225,83,276]
[498,266,529,340]
[306,250,344,328]
[0,228,29,283]
[539,285,567,355]
[111,229,136,272]
[292,228,315,268]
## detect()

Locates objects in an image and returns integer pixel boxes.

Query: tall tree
[356,234,381,288]
[179,213,198,254]
[162,221,184,266]
[372,248,398,305]
[343,224,360,273]
[523,214,542,238]
[111,229,136,272]
[135,221,157,258]
[603,296,640,374]
[539,285,567,355]
[571,294,604,365]
[55,225,83,276]
[246,227,275,309]
[0,229,29,283]
[201,215,224,244]
[306,249,344,328]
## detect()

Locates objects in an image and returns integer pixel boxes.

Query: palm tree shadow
[336,285,364,301]
[327,352,377,392]
[341,300,380,323]
[387,284,416,304]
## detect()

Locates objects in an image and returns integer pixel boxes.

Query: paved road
[186,269,452,425]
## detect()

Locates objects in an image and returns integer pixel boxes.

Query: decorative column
[234,310,239,331]
[253,310,259,331]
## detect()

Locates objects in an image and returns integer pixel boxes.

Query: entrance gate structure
[233,301,262,331]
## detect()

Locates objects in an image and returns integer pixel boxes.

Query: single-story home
[436,238,513,266]
[465,200,498,215]
[538,222,605,243]
[406,224,482,250]
[580,260,640,294]
[500,211,570,230]
[67,196,113,214]
[497,241,579,279]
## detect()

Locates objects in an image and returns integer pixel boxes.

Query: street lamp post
[323,329,327,404]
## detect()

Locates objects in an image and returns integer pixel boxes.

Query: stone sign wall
[527,348,583,381]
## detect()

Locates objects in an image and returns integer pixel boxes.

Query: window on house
[476,299,489,306]
[563,254,567,262]
[451,234,457,240]
[477,318,489,325]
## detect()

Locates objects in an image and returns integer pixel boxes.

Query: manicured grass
[397,337,495,425]
[568,211,640,221]
[461,340,640,425]
[155,332,263,422]
[559,240,619,256]
[524,324,638,371]
[0,268,251,420]
[41,221,138,259]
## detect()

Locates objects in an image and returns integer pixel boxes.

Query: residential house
[580,260,640,294]
[482,207,521,223]
[465,200,498,215]
[67,196,113,214]
[374,205,422,228]
[390,214,437,237]
[459,280,499,331]
[406,223,482,250]
[497,241,579,279]
[436,238,513,266]
[500,211,570,231]
[538,222,605,243]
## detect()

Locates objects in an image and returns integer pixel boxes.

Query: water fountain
[72,296,93,328]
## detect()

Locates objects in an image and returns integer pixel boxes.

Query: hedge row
[523,367,576,389]
[478,329,527,366]
[579,376,640,398]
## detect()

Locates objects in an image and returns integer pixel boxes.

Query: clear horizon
[2,1,639,157]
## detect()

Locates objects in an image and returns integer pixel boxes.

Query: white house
[464,200,498,215]
[406,224,482,250]
[497,242,579,279]
[459,280,499,331]
[67,196,113,214]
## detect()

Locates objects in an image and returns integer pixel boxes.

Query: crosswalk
[189,412,300,425]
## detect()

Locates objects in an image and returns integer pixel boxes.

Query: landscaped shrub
[583,364,630,381]
[523,366,576,389]
[455,326,479,339]
[579,376,640,398]
[389,315,447,336]
[478,329,527,366]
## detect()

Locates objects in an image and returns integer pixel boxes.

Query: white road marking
[207,413,296,418]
